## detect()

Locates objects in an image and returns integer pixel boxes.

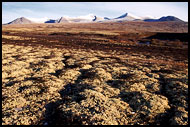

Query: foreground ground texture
[2,22,188,125]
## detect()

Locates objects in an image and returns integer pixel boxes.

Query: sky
[2,2,188,23]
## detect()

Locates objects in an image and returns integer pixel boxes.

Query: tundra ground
[2,22,188,125]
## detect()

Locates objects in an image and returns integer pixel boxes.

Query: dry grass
[2,22,188,125]
[2,35,33,40]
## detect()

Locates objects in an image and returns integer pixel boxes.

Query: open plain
[2,21,188,125]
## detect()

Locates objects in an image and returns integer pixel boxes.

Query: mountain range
[4,13,186,25]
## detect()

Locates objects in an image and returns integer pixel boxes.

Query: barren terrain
[2,22,188,125]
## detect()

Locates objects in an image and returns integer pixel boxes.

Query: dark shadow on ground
[4,81,19,87]
[144,33,188,42]
[38,68,95,125]
[119,91,153,124]
[38,82,94,125]
[49,69,63,77]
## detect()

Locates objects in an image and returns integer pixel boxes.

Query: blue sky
[2,2,188,23]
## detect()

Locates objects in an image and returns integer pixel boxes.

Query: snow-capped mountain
[98,13,185,23]
[6,17,34,25]
[57,14,99,23]
[4,13,185,25]
[58,17,70,23]
[115,13,141,20]
[27,17,49,23]
[99,13,142,22]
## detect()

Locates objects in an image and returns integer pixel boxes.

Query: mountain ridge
[5,17,34,25]
[5,13,186,25]
[143,16,184,22]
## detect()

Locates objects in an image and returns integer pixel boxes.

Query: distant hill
[114,13,139,21]
[45,19,59,23]
[6,17,34,25]
[144,16,184,22]
[99,13,185,23]
[100,13,141,22]
[4,14,186,25]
